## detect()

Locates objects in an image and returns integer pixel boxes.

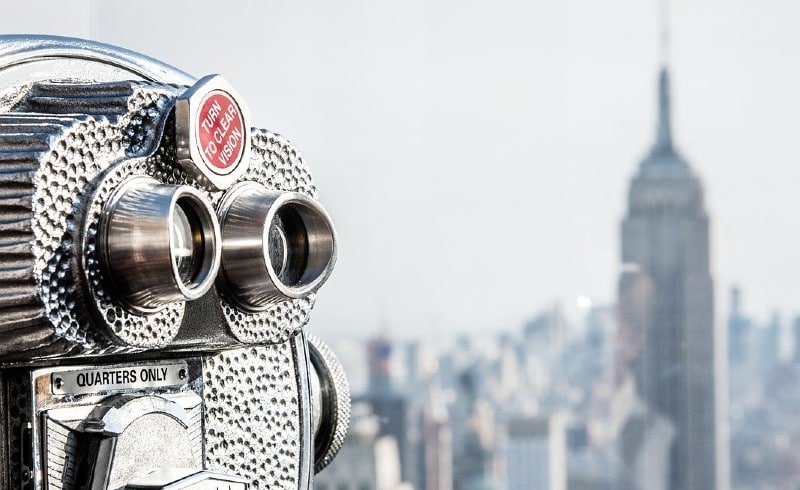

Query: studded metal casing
[0,78,318,358]
[0,36,346,490]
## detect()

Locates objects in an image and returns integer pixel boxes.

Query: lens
[172,199,205,287]
[266,214,289,281]
[265,207,308,286]
[217,183,337,311]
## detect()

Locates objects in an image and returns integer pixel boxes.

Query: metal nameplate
[51,362,189,395]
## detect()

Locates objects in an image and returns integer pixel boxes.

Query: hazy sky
[2,1,799,341]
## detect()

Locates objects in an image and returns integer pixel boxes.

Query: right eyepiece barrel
[217,182,337,310]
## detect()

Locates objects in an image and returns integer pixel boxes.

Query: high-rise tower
[616,66,728,490]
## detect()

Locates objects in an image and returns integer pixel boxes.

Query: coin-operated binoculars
[0,35,349,489]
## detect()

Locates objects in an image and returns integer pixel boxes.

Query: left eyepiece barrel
[99,177,221,313]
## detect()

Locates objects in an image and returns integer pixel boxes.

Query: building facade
[616,67,728,490]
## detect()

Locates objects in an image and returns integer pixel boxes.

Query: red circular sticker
[196,91,245,174]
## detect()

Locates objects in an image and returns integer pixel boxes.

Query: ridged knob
[307,334,351,473]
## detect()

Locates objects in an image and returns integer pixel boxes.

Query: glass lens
[172,199,204,287]
[265,206,308,286]
[267,214,288,279]
[265,207,308,286]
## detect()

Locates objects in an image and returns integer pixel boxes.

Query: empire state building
[616,66,728,490]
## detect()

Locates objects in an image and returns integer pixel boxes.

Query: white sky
[2,0,799,341]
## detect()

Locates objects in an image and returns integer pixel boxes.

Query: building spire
[638,0,690,174]
[653,0,673,155]
[655,67,673,152]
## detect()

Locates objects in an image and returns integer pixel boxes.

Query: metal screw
[53,377,64,389]
[179,369,187,380]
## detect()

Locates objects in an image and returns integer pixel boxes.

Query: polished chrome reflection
[308,359,324,438]
[100,177,221,312]
[217,182,337,310]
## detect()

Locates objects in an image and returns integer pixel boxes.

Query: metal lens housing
[218,182,337,311]
[100,177,221,313]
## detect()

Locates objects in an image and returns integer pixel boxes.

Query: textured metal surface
[84,154,192,350]
[218,129,319,345]
[306,335,350,474]
[202,334,312,489]
[6,369,33,489]
[0,81,321,357]
[0,371,10,489]
[0,81,186,355]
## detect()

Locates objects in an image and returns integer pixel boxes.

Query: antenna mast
[659,0,671,68]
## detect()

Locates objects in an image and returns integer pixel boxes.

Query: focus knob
[307,334,351,473]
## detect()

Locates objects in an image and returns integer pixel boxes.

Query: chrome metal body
[0,35,350,489]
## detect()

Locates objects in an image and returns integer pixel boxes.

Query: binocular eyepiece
[217,182,337,310]
[100,178,336,314]
[100,178,221,312]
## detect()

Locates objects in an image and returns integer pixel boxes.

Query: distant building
[420,407,453,490]
[504,415,567,490]
[793,316,800,363]
[450,367,499,490]
[753,312,780,375]
[403,341,454,490]
[360,336,414,486]
[616,65,728,490]
[368,336,395,396]
[523,305,570,355]
[314,404,412,490]
[727,286,752,367]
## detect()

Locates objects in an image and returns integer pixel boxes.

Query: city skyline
[322,283,800,489]
[0,2,797,340]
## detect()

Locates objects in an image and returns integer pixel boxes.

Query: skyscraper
[504,415,567,490]
[616,66,728,490]
[360,336,413,486]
